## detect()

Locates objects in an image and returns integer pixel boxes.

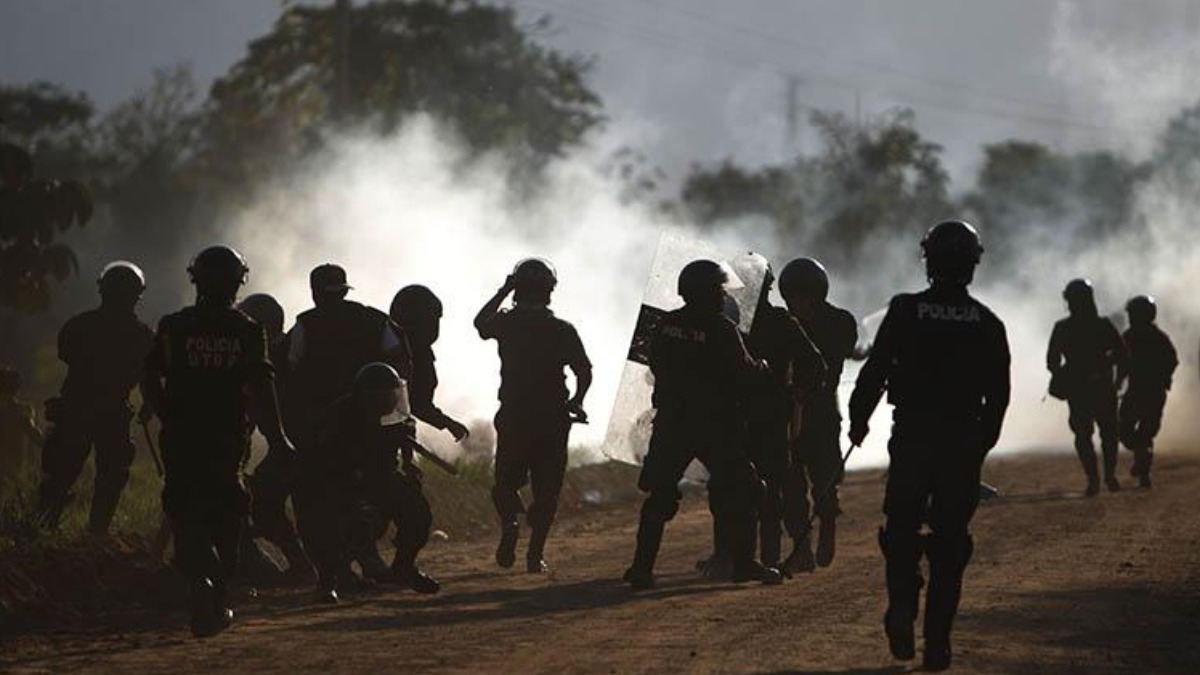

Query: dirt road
[3,451,1199,674]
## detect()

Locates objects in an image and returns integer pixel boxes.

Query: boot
[495,520,519,569]
[1137,450,1154,488]
[1103,444,1120,492]
[393,564,441,594]
[731,560,784,585]
[1080,452,1100,497]
[625,515,664,591]
[782,535,816,576]
[922,534,972,672]
[880,528,924,662]
[922,642,952,672]
[189,577,233,638]
[526,522,550,574]
[815,515,837,568]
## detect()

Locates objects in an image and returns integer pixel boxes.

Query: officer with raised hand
[1047,279,1126,495]
[142,246,294,638]
[37,261,154,534]
[1119,295,1177,488]
[624,259,781,591]
[475,258,592,574]
[777,257,858,573]
[849,221,1010,671]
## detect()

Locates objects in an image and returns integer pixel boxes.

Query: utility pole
[334,0,352,120]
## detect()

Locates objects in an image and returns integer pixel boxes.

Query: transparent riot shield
[602,232,768,464]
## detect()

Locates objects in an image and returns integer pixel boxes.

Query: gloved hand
[445,418,470,442]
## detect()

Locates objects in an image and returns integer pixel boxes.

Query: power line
[513,0,1167,141]
[640,0,1083,119]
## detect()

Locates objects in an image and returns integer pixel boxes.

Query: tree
[0,143,93,313]
[200,0,604,189]
[0,82,96,178]
[961,140,1146,267]
[679,108,952,264]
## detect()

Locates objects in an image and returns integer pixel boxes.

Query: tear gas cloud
[221,6,1200,470]
[229,116,672,461]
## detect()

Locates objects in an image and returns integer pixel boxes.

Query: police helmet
[237,293,285,338]
[189,245,248,293]
[354,362,401,392]
[921,220,983,283]
[390,285,443,326]
[511,258,557,293]
[778,257,829,302]
[1126,295,1157,324]
[97,261,146,299]
[677,259,728,300]
[1063,278,1094,302]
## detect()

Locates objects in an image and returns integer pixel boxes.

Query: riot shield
[602,232,768,464]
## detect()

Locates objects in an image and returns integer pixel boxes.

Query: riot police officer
[624,259,781,591]
[475,258,592,574]
[37,261,154,533]
[705,254,825,575]
[390,285,470,442]
[849,221,1010,671]
[237,293,314,582]
[1119,295,1177,488]
[286,264,412,582]
[1047,279,1126,495]
[777,257,858,573]
[286,264,412,445]
[142,246,294,637]
[302,362,439,600]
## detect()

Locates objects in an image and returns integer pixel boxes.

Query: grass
[0,434,634,554]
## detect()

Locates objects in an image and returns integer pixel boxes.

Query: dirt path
[3,451,1199,675]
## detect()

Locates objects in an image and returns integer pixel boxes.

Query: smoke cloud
[214,5,1200,473]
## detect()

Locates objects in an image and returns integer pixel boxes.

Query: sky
[4,1,1200,186]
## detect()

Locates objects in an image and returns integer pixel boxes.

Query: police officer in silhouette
[777,257,858,574]
[850,221,1010,671]
[142,246,294,637]
[475,259,592,574]
[1119,295,1177,488]
[700,254,825,577]
[624,259,782,591]
[37,261,154,533]
[1047,279,1126,495]
[237,293,314,583]
[286,264,412,584]
[390,285,470,443]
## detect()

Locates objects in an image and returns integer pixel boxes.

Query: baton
[806,442,859,530]
[139,419,165,477]
[397,433,459,476]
